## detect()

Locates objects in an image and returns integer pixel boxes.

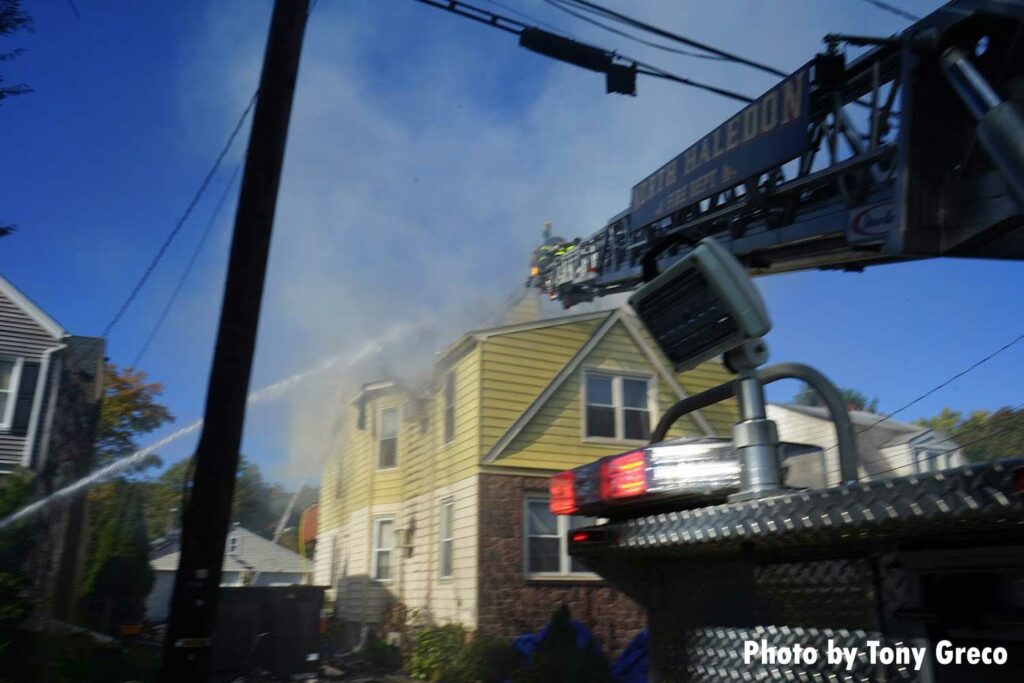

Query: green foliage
[916,406,1024,463]
[139,455,317,541]
[363,638,402,672]
[81,481,154,633]
[409,623,468,681]
[0,469,33,639]
[445,635,522,683]
[513,605,614,683]
[94,363,173,470]
[794,385,879,413]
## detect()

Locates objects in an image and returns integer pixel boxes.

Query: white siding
[324,475,479,628]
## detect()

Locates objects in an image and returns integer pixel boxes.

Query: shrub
[448,635,522,683]
[363,638,402,672]
[408,623,467,681]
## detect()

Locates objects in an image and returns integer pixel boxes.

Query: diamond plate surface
[575,460,1024,557]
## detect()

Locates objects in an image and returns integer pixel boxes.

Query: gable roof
[0,274,66,339]
[151,525,311,574]
[482,308,716,463]
[773,403,921,437]
[435,309,612,368]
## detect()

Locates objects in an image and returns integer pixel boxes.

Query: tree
[80,481,154,634]
[917,406,1024,463]
[140,455,316,542]
[1,0,32,239]
[0,470,33,644]
[794,385,879,413]
[0,0,30,105]
[94,363,173,469]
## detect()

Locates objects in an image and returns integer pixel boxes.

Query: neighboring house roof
[769,403,961,478]
[0,274,66,339]
[482,307,717,463]
[151,524,311,575]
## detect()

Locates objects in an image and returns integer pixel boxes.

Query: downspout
[29,345,66,475]
[23,343,64,470]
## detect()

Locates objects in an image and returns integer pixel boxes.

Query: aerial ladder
[527,0,1024,309]
[527,2,1024,680]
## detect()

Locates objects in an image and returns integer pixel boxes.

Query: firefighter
[528,221,566,287]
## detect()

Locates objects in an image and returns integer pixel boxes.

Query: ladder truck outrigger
[527,1,1024,680]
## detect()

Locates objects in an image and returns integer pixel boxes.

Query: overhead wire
[849,331,1024,439]
[859,403,1024,480]
[101,92,257,339]
[411,0,755,103]
[552,0,787,78]
[130,164,244,369]
[857,0,920,22]
[540,0,729,62]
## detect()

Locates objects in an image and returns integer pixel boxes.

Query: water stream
[0,320,424,531]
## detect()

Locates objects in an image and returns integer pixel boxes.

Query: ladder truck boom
[529,0,1024,308]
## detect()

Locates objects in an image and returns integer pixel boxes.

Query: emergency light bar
[550,436,823,517]
[629,237,771,372]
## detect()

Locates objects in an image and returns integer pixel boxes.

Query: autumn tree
[94,362,174,469]
[794,385,879,413]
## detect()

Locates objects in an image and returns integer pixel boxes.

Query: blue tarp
[611,630,649,683]
[512,620,649,683]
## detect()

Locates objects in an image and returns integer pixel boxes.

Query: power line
[101,92,258,339]
[857,0,920,22]
[861,403,1024,480]
[130,164,243,369]
[411,0,755,103]
[554,0,787,78]
[850,331,1024,437]
[540,0,728,62]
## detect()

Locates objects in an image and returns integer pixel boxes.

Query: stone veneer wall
[476,472,646,657]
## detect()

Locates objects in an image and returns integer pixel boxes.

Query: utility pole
[159,1,309,679]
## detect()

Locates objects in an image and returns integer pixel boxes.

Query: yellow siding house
[314,303,737,653]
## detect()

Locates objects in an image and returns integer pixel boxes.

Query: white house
[146,523,312,622]
[767,403,964,485]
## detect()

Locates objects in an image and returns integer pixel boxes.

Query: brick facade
[476,472,646,657]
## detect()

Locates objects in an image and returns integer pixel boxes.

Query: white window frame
[377,406,399,470]
[439,497,454,578]
[371,516,396,582]
[522,495,598,580]
[227,535,241,555]
[0,357,24,431]
[581,370,655,445]
[443,370,456,445]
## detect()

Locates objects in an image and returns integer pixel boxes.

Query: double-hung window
[378,407,399,469]
[443,371,456,444]
[0,358,23,431]
[371,517,395,581]
[584,373,651,441]
[524,496,598,578]
[439,497,454,578]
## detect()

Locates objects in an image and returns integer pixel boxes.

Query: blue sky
[1,0,1021,486]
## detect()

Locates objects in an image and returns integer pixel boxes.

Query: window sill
[525,574,604,585]
[376,465,400,472]
[581,436,649,448]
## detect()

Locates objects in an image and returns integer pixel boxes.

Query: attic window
[379,406,399,469]
[584,373,651,441]
[227,535,241,554]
